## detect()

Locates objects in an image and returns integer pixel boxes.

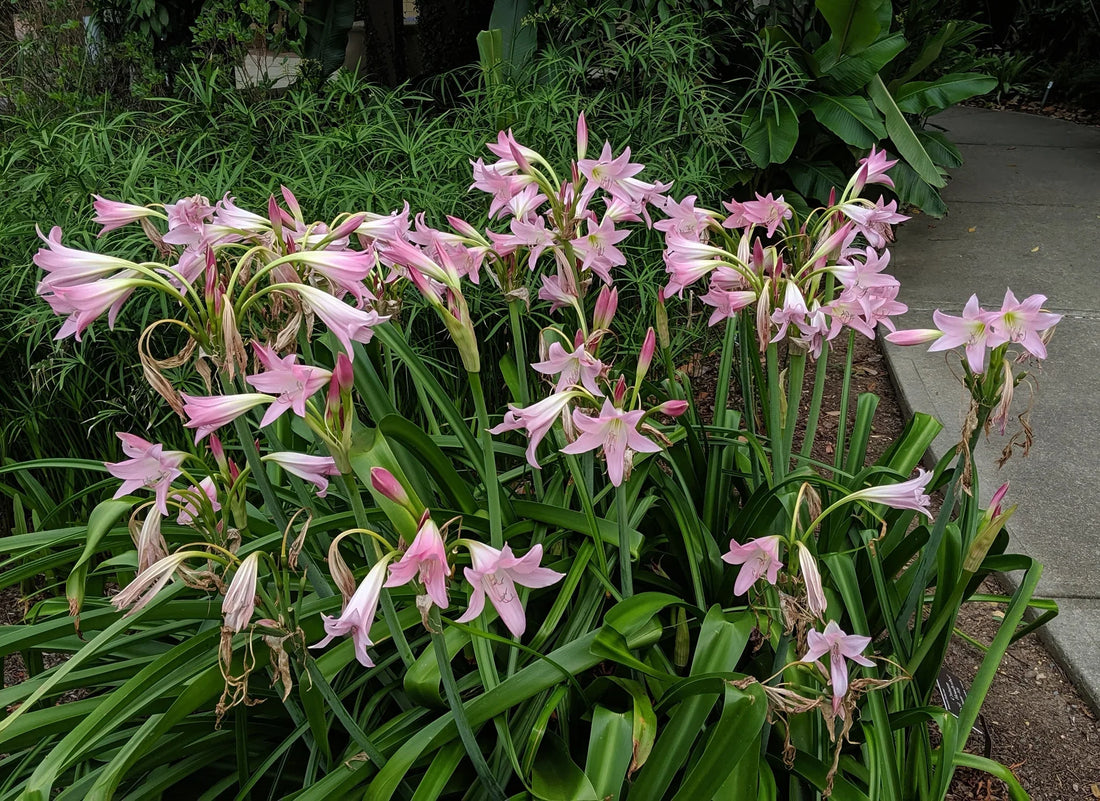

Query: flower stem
[800,345,829,461]
[469,371,504,549]
[615,483,633,598]
[430,608,508,801]
[765,343,784,482]
[507,299,543,498]
[834,329,856,475]
[703,316,739,529]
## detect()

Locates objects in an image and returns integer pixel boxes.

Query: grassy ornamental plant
[0,117,1061,800]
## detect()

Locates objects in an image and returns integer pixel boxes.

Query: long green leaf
[867,75,947,188]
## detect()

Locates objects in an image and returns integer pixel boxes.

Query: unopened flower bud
[593,285,618,330]
[655,290,670,350]
[334,352,353,393]
[577,112,589,161]
[637,327,656,379]
[654,399,688,417]
[613,376,628,404]
[796,542,827,620]
[370,467,414,511]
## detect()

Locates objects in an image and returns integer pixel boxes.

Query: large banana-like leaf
[867,74,947,188]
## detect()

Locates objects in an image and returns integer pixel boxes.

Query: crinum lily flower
[722,536,784,596]
[456,542,564,637]
[801,620,875,716]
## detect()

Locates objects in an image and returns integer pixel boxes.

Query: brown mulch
[967,98,1100,128]
[687,334,1100,800]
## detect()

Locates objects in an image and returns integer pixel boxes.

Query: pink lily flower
[578,142,646,201]
[986,289,1061,359]
[561,399,662,487]
[571,216,630,284]
[928,295,998,373]
[245,343,332,427]
[655,195,712,239]
[491,391,581,469]
[828,247,899,297]
[825,290,878,340]
[92,196,161,236]
[740,193,794,238]
[291,249,375,306]
[857,283,908,332]
[173,476,221,525]
[662,233,731,297]
[801,620,875,716]
[181,393,273,443]
[33,225,138,289]
[162,195,215,246]
[840,198,908,249]
[510,215,556,271]
[470,158,533,219]
[211,193,270,235]
[355,203,412,243]
[44,276,140,341]
[532,340,605,395]
[848,468,934,518]
[312,554,395,667]
[485,129,540,166]
[852,146,899,193]
[537,270,579,315]
[506,183,548,221]
[721,535,784,596]
[291,284,390,358]
[106,432,188,516]
[456,542,565,637]
[385,515,451,610]
[262,452,342,497]
[771,282,810,341]
[700,282,757,326]
[222,552,261,633]
[794,301,832,359]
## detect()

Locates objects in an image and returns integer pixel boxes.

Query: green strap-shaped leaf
[867,75,947,188]
[584,706,633,800]
[531,732,598,801]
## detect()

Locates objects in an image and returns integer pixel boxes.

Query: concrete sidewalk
[881,106,1100,711]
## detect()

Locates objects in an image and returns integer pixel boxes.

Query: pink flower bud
[370,467,413,509]
[613,376,628,404]
[593,285,618,330]
[654,399,688,417]
[989,482,1009,517]
[885,328,944,346]
[577,112,589,161]
[210,434,227,469]
[334,352,353,392]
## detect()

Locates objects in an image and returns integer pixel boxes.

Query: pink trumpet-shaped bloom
[34,225,137,288]
[181,393,272,443]
[655,194,712,239]
[571,216,630,284]
[796,542,827,619]
[291,249,375,305]
[312,554,395,667]
[211,193,270,234]
[457,542,564,637]
[173,476,221,525]
[986,289,1061,359]
[106,433,188,516]
[848,468,933,518]
[721,535,784,596]
[385,516,451,610]
[263,452,341,497]
[740,193,794,238]
[561,399,662,487]
[839,198,908,249]
[928,294,997,373]
[245,343,332,427]
[532,341,604,395]
[801,620,875,715]
[291,284,389,358]
[852,146,898,193]
[700,282,757,326]
[491,391,580,469]
[578,142,646,199]
[45,276,139,341]
[222,552,261,633]
[92,196,160,236]
[162,195,214,246]
[771,282,810,341]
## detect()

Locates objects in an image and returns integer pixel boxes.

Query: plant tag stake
[936,667,993,758]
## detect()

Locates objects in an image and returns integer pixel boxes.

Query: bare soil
[686,334,1100,800]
